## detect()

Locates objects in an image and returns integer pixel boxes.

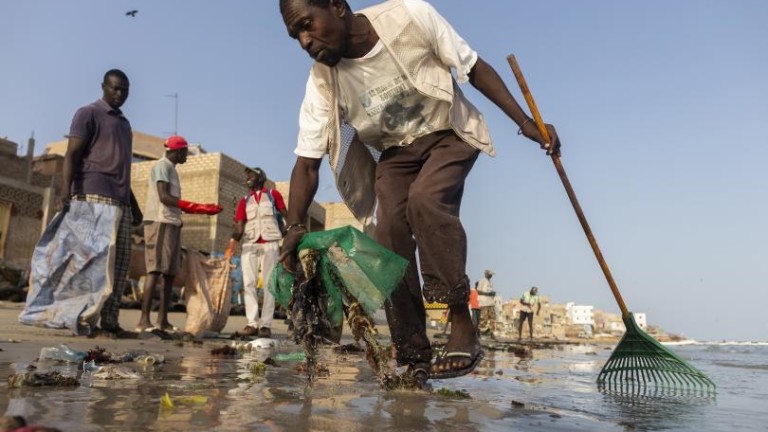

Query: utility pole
[26,131,35,184]
[165,92,178,135]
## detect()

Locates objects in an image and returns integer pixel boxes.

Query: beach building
[0,131,337,274]
[594,310,646,334]
[0,135,56,270]
[541,302,567,339]
[633,312,647,328]
[499,295,567,339]
[565,302,595,338]
[593,309,625,335]
[565,302,594,325]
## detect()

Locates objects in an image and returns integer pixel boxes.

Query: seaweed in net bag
[271,226,420,389]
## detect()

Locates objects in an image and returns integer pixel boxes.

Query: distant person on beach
[469,281,481,329]
[225,167,287,339]
[135,135,222,333]
[441,308,452,335]
[477,269,495,295]
[477,269,496,335]
[518,286,541,340]
[277,0,560,384]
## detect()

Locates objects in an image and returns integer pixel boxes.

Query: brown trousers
[374,130,479,365]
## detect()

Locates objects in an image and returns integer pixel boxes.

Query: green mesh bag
[268,225,408,326]
[270,261,295,311]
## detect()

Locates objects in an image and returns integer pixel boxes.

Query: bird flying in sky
[125,10,138,17]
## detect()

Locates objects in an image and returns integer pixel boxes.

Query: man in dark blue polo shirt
[21,69,143,337]
[61,69,142,337]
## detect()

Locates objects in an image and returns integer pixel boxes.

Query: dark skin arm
[60,136,88,209]
[156,181,179,208]
[278,156,321,272]
[129,190,142,226]
[224,219,245,261]
[468,56,561,155]
[231,220,245,242]
[277,205,289,236]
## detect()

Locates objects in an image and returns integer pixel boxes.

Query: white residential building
[494,295,504,322]
[633,312,647,329]
[565,302,595,325]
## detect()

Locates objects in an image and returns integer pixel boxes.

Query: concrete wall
[0,154,28,180]
[0,176,49,270]
[274,181,326,232]
[323,202,362,231]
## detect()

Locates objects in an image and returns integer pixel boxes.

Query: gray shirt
[144,157,182,226]
[68,99,133,204]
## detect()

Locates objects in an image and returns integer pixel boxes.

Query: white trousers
[241,241,279,328]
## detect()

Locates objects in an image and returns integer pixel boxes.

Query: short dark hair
[279,0,351,13]
[103,69,129,84]
[246,166,266,177]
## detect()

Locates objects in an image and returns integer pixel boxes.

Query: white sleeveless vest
[243,192,282,243]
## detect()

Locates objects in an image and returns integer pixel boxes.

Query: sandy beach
[0,300,608,431]
[2,300,762,432]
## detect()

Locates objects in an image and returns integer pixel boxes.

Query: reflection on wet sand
[601,389,715,431]
[3,339,728,431]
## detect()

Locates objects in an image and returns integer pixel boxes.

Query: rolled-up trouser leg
[406,131,479,305]
[375,147,430,366]
[375,130,479,364]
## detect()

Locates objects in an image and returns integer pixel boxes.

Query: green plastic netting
[268,226,408,326]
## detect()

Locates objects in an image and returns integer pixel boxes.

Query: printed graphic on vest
[357,74,429,134]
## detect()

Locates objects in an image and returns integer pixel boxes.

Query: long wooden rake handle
[507,54,630,317]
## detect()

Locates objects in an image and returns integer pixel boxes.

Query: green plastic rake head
[507,54,716,395]
[597,314,716,394]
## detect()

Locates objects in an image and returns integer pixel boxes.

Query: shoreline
[0,300,754,366]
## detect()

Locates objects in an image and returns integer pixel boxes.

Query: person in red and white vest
[225,167,287,339]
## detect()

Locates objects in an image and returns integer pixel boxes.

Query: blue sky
[2,1,766,341]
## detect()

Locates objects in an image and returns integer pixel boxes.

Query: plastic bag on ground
[184,251,232,336]
[19,201,122,335]
[39,344,86,363]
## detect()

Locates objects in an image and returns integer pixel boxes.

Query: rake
[506,54,715,393]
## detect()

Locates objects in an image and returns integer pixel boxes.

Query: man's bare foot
[134,321,153,333]
[157,322,178,332]
[431,306,482,377]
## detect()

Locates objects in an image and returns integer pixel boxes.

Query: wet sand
[0,301,723,431]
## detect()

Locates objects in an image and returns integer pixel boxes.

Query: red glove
[177,199,223,215]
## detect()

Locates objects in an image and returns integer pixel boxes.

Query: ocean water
[1,341,766,431]
[461,342,768,431]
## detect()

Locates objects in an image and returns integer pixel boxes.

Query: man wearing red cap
[136,135,222,333]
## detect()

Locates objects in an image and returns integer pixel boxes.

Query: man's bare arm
[285,156,321,227]
[60,136,87,206]
[279,156,321,267]
[468,56,560,153]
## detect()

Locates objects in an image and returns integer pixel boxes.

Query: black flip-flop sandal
[430,347,484,380]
